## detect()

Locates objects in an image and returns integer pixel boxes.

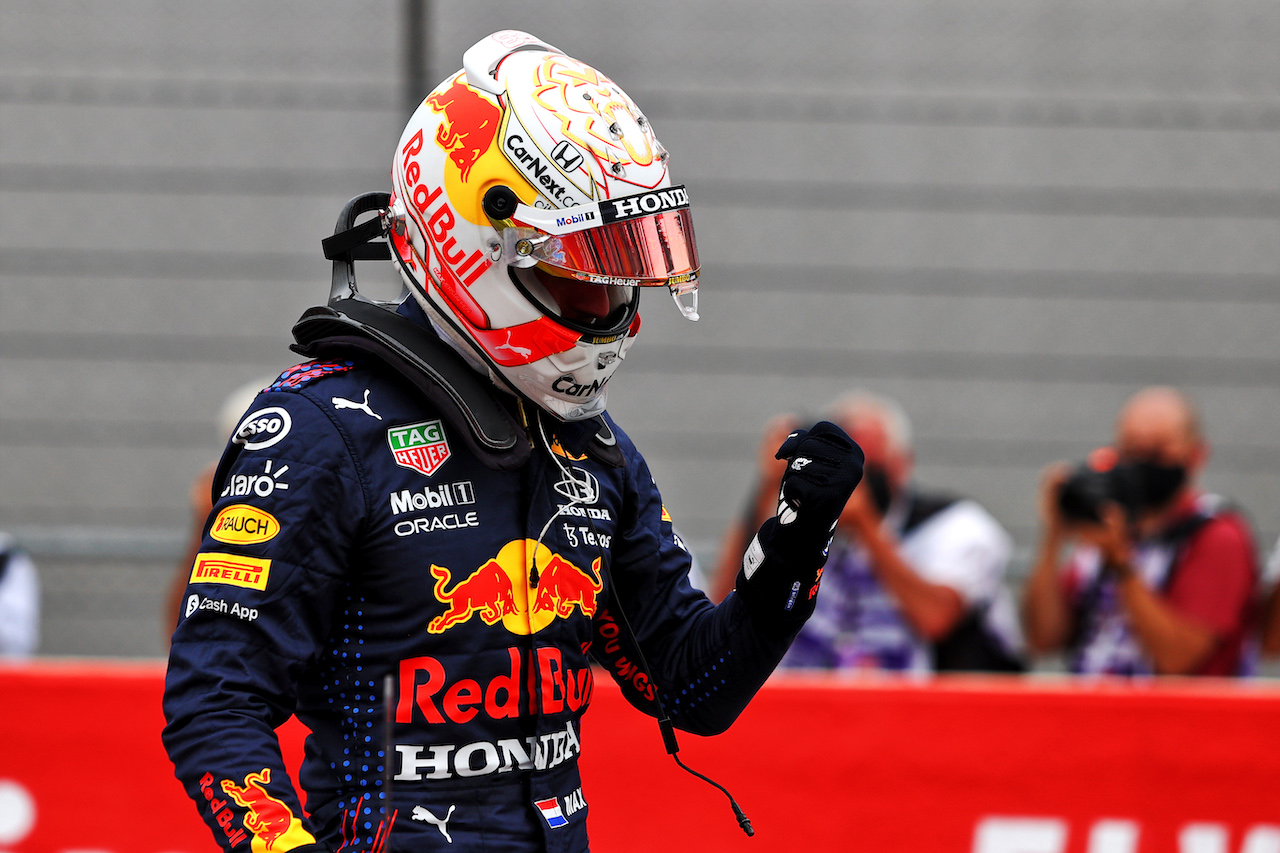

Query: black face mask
[862,465,895,516]
[1130,459,1187,510]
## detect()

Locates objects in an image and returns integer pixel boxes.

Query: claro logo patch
[210,505,280,545]
[190,553,271,591]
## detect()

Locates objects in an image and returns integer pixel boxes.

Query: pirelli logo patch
[190,553,271,591]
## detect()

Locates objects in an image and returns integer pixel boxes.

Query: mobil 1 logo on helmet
[388,419,451,477]
[233,407,292,450]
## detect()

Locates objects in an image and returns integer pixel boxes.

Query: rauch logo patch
[210,505,280,545]
[388,419,451,477]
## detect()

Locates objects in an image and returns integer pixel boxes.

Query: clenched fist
[735,421,864,635]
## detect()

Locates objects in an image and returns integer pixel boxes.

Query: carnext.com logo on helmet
[555,210,596,228]
[601,186,689,223]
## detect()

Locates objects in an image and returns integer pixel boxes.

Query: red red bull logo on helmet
[428,539,602,635]
[217,768,316,853]
[392,140,490,285]
[426,74,502,181]
[396,118,494,331]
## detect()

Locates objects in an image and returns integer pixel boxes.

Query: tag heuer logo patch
[388,419,451,477]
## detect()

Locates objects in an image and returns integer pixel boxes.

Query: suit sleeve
[162,390,367,852]
[590,426,795,736]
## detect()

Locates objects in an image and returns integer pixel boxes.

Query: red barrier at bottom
[578,673,1280,853]
[0,663,1277,852]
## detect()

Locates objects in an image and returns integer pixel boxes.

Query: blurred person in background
[1256,535,1280,658]
[772,391,1023,673]
[162,30,863,853]
[1023,386,1258,676]
[711,411,805,601]
[0,531,39,657]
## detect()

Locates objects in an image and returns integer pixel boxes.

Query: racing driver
[163,30,863,853]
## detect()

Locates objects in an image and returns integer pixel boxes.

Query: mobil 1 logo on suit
[388,419,451,477]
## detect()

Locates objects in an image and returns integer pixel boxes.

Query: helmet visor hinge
[483,185,521,222]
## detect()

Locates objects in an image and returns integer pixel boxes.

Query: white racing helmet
[388,30,700,421]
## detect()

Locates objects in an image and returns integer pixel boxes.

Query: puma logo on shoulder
[332,389,383,420]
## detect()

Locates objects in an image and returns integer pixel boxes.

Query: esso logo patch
[233,407,292,450]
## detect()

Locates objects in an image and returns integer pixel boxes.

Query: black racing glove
[734,421,864,636]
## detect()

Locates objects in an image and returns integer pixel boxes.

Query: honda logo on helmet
[602,186,689,223]
[551,140,585,172]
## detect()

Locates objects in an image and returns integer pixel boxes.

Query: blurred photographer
[1023,386,1258,676]
[780,391,1023,673]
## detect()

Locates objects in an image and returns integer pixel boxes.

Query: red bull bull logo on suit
[428,539,602,635]
[219,768,316,853]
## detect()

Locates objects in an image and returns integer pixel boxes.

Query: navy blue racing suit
[162,350,797,852]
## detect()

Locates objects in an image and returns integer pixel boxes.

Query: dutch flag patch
[535,797,568,829]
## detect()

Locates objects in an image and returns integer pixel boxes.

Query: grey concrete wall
[2,1,1277,658]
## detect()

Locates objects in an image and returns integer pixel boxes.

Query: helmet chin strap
[411,292,521,397]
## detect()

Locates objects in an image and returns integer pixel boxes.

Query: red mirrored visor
[534,207,699,288]
[507,187,700,289]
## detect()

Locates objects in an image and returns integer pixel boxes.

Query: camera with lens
[1056,463,1143,524]
[1056,457,1188,525]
